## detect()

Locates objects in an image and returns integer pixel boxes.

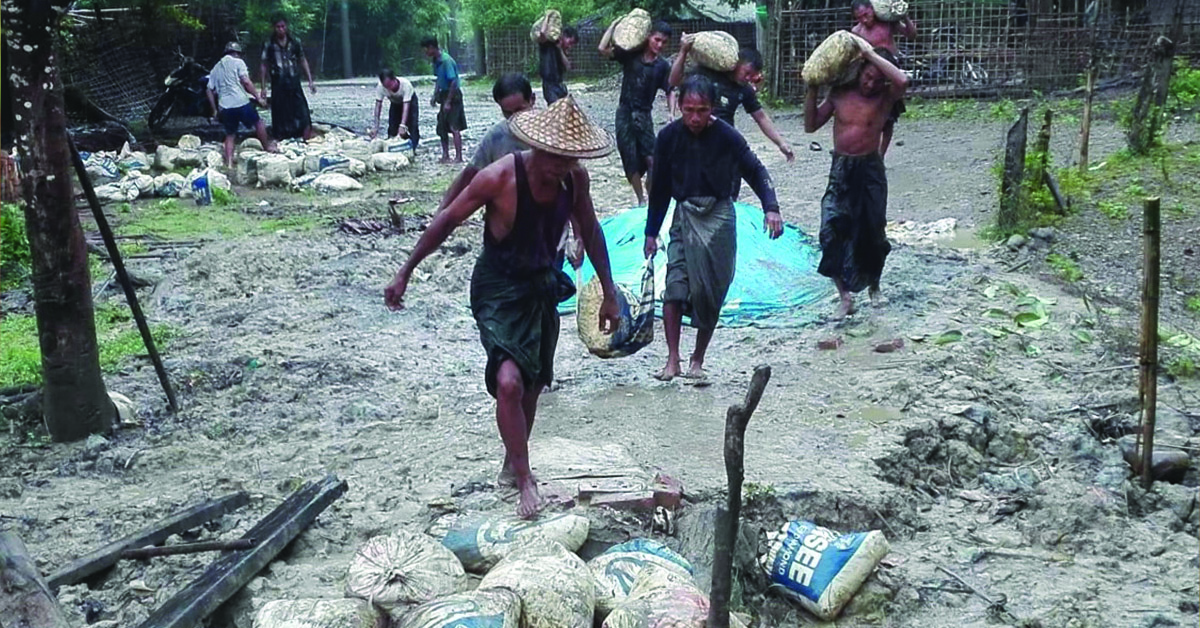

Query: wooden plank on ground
[46,491,251,590]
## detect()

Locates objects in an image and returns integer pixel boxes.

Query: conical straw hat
[509,95,614,159]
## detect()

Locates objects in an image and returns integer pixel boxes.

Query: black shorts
[435,90,467,139]
[218,103,259,135]
[615,105,654,177]
[543,81,568,105]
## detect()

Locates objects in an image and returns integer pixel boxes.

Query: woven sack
[612,8,651,51]
[395,588,521,628]
[871,0,908,22]
[577,258,655,359]
[345,530,465,610]
[601,565,746,628]
[440,512,590,573]
[254,598,384,628]
[530,9,563,43]
[689,31,740,73]
[589,538,694,618]
[802,31,862,85]
[758,520,890,620]
[478,541,595,628]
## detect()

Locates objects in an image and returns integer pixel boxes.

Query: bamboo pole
[69,138,178,414]
[1139,197,1161,490]
[1079,59,1096,173]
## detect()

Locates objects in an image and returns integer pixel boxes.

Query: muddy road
[1,78,1197,628]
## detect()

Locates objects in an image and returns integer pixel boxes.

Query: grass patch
[0,306,178,388]
[1166,356,1197,379]
[1186,295,1200,314]
[118,197,322,239]
[1097,200,1128,220]
[1046,253,1083,282]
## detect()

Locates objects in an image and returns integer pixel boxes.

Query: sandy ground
[1,78,1198,628]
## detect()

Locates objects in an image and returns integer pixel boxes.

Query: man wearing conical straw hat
[385,95,621,518]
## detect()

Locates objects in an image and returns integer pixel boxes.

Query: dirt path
[1,80,1197,627]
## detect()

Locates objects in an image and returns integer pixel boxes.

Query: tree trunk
[1029,108,1053,188]
[998,107,1029,234]
[9,1,112,441]
[1127,35,1177,155]
[340,0,353,78]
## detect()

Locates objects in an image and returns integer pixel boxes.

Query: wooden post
[1127,36,1177,155]
[1029,108,1054,192]
[0,533,72,628]
[1079,59,1096,173]
[1139,197,1161,490]
[998,107,1029,233]
[709,365,771,628]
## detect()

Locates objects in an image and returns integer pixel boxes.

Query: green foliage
[462,0,597,30]
[240,0,323,42]
[211,186,235,207]
[989,99,1017,121]
[1186,296,1200,314]
[1,203,31,290]
[1046,253,1083,282]
[1168,58,1200,116]
[1054,167,1090,202]
[1166,356,1196,379]
[1096,200,1128,220]
[0,306,176,388]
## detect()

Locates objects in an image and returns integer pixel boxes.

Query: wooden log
[0,532,72,628]
[136,475,347,628]
[997,108,1029,233]
[46,491,250,590]
[709,365,771,628]
[1043,170,1068,214]
[120,539,256,560]
[1139,197,1161,490]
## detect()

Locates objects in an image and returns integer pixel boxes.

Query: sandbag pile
[254,598,385,628]
[479,541,596,628]
[440,512,590,573]
[589,538,693,618]
[344,530,465,611]
[602,564,747,628]
[802,30,867,86]
[232,133,409,190]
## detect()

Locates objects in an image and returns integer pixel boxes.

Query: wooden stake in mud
[68,138,178,413]
[709,365,771,628]
[1138,197,1161,490]
[997,108,1029,233]
[1079,58,1097,174]
[0,532,72,628]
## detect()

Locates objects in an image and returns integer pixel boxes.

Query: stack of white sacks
[252,513,739,628]
[87,128,411,203]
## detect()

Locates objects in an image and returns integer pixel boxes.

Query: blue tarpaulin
[560,202,834,327]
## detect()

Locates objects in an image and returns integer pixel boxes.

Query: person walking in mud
[537,22,578,105]
[645,75,783,382]
[206,42,276,168]
[668,38,794,163]
[850,0,915,157]
[599,19,674,206]
[804,39,908,319]
[259,16,315,140]
[422,37,467,164]
[369,68,419,154]
[385,96,620,518]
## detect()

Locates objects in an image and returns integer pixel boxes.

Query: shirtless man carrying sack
[805,38,908,319]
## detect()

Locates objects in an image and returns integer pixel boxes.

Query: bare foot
[515,476,543,519]
[684,362,706,379]
[438,157,453,164]
[497,463,517,488]
[833,298,856,321]
[869,285,883,307]
[654,361,682,381]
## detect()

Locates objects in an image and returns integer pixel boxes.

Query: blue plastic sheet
[561,202,833,327]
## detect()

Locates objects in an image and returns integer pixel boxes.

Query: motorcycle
[905,26,990,88]
[148,52,213,130]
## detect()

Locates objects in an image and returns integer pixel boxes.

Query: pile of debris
[82,128,413,203]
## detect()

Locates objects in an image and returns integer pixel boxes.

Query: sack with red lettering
[758,520,890,620]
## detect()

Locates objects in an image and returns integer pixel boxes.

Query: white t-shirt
[376,77,415,104]
[208,55,251,109]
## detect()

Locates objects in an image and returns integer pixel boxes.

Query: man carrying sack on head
[385,96,621,519]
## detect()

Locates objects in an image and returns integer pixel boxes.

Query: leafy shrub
[1,203,31,290]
